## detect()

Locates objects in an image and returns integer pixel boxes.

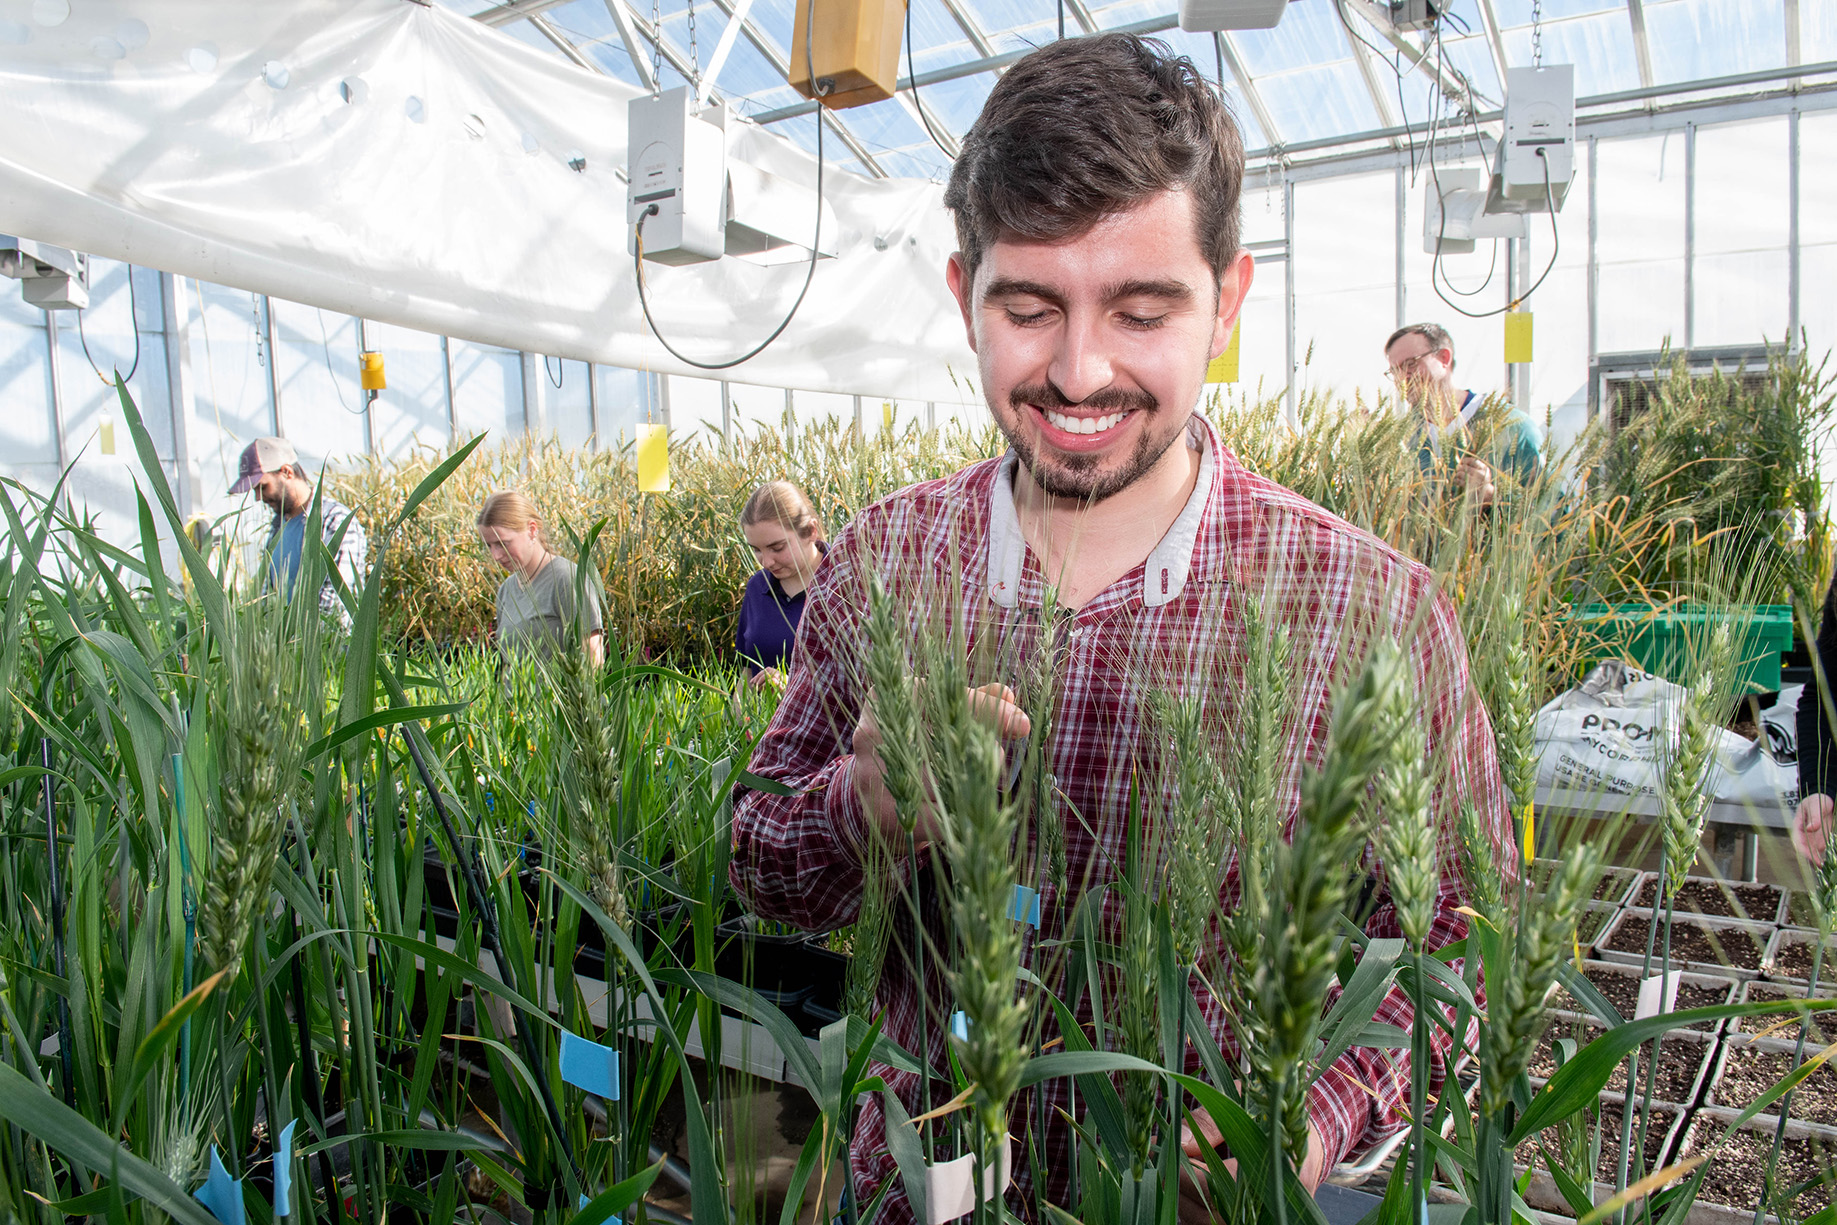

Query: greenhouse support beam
[44,310,67,470]
[1682,122,1695,351]
[473,0,573,26]
[1394,167,1405,330]
[1283,174,1296,430]
[1786,0,1801,67]
[598,0,658,92]
[748,12,1181,122]
[1341,0,1480,112]
[936,0,998,60]
[695,0,758,106]
[1060,0,1098,36]
[160,272,197,520]
[261,295,283,436]
[530,14,600,73]
[358,318,378,457]
[1789,108,1800,349]
[1217,32,1282,151]
[1340,10,1400,134]
[1625,0,1655,91]
[1475,0,1509,89]
[440,335,458,442]
[1586,136,1598,416]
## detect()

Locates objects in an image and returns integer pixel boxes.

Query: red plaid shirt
[731,418,1512,1219]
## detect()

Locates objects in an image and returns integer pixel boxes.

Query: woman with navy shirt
[736,481,827,687]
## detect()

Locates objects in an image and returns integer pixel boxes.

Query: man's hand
[1178,1112,1326,1222]
[749,666,784,690]
[851,683,1031,844]
[1793,793,1832,864]
[1454,454,1496,507]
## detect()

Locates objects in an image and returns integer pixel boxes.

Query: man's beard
[999,381,1177,502]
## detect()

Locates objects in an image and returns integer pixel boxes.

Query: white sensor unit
[1485,64,1575,215]
[1178,0,1287,32]
[724,161,838,263]
[1424,168,1526,255]
[1387,0,1444,32]
[0,236,89,309]
[627,87,727,265]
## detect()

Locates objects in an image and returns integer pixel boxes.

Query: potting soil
[1769,932,1832,982]
[1631,879,1782,922]
[1550,964,1730,1032]
[1606,916,1768,971]
[1714,1042,1837,1126]
[1530,1024,1704,1103]
[1685,1120,1835,1216]
[1738,985,1834,1044]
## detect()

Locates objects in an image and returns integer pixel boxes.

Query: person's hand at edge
[1792,792,1832,864]
[1178,1111,1326,1223]
[851,683,1031,845]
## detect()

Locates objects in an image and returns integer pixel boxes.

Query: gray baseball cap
[229,437,299,494]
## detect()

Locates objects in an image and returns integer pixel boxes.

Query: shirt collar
[986,415,1216,610]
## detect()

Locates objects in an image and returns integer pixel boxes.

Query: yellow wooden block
[1206,320,1241,384]
[789,0,904,109]
[637,423,670,493]
[1504,310,1534,364]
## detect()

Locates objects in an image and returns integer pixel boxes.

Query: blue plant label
[1009,885,1040,928]
[559,1030,621,1100]
[950,1010,969,1042]
[274,1120,298,1217]
[577,1192,622,1225]
[193,1147,245,1225]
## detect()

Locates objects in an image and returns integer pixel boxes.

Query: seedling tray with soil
[1599,912,1771,977]
[1578,901,1620,951]
[1676,1111,1837,1224]
[1529,1022,1712,1105]
[1705,1035,1837,1127]
[1539,859,1640,908]
[1764,928,1834,983]
[1548,960,1735,1034]
[1735,980,1835,1044]
[1782,890,1830,931]
[1514,1103,1682,1216]
[1630,874,1784,924]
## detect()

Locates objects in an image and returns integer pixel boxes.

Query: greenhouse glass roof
[454,0,1829,180]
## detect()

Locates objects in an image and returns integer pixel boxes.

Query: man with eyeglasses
[1384,322,1542,505]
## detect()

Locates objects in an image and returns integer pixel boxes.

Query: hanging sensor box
[789,0,903,109]
[628,87,728,265]
[1387,0,1444,33]
[1178,0,1288,30]
[0,235,89,309]
[1425,167,1527,255]
[1486,64,1575,215]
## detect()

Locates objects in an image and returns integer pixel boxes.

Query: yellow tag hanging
[100,420,116,455]
[882,401,894,432]
[1504,310,1534,364]
[1521,801,1536,865]
[636,423,670,493]
[1206,320,1241,384]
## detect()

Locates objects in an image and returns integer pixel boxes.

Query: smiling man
[731,33,1510,1221]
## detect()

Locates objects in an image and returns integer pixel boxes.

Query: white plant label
[925,1135,1013,1225]
[1635,972,1680,1021]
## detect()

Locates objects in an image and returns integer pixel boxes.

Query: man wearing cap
[230,436,368,625]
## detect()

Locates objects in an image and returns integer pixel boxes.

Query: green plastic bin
[1567,603,1795,694]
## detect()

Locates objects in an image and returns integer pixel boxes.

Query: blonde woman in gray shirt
[477,491,605,666]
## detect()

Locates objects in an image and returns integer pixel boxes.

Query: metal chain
[686,0,699,90]
[650,0,663,94]
[1531,0,1543,67]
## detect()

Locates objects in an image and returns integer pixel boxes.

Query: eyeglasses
[1387,354,1430,381]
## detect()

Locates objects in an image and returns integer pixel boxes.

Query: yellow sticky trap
[1206,321,1241,384]
[882,401,894,431]
[1504,311,1534,364]
[359,351,387,391]
[100,420,116,455]
[637,423,670,492]
[1521,802,1536,864]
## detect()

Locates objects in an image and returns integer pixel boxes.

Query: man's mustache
[1009,381,1157,415]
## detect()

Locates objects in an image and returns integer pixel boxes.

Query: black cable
[1431,147,1562,320]
[905,0,956,161]
[1425,26,1501,302]
[633,12,831,370]
[544,354,564,388]
[75,263,141,384]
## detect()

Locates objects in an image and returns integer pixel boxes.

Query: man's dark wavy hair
[943,33,1246,284]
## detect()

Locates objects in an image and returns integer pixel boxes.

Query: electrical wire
[75,263,142,383]
[316,307,366,415]
[1333,0,1421,178]
[544,354,564,387]
[905,0,956,161]
[632,9,830,370]
[1424,20,1502,302]
[1431,147,1562,320]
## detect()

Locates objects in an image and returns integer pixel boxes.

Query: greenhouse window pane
[1644,0,1785,85]
[1499,11,1640,96]
[1493,0,1622,21]
[547,0,622,44]
[1255,61,1381,145]
[1232,0,1354,77]
[1807,2,1837,62]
